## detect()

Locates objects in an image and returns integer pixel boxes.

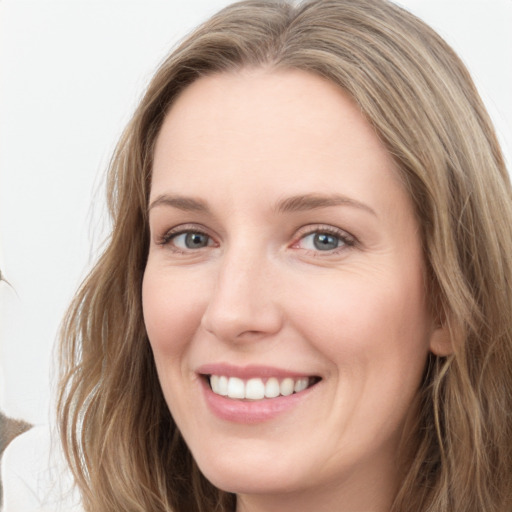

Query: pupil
[313,233,338,251]
[185,232,208,248]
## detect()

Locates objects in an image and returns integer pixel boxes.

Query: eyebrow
[148,194,210,213]
[148,192,376,217]
[275,193,377,216]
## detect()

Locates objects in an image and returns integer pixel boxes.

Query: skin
[143,68,447,512]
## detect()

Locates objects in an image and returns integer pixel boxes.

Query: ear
[429,324,453,357]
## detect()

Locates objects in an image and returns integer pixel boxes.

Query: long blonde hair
[58,1,512,510]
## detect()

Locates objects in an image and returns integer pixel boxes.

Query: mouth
[204,374,321,400]
[197,365,322,423]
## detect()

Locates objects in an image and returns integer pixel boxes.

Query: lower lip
[200,378,316,424]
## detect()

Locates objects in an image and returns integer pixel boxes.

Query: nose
[200,246,283,343]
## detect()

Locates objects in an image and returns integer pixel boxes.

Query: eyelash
[156,224,357,255]
[292,225,356,255]
[156,224,213,253]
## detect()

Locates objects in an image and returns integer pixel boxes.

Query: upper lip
[196,363,316,380]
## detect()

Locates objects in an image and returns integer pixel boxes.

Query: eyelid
[156,223,216,248]
[291,224,357,252]
[154,222,356,255]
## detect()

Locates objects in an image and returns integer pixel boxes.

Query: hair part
[58,1,512,510]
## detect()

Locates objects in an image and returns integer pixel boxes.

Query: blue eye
[313,233,340,250]
[169,231,212,250]
[301,232,341,251]
[298,229,354,252]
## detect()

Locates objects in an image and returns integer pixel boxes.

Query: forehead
[151,68,405,215]
[155,68,390,160]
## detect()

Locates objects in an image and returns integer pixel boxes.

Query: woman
[57,0,512,511]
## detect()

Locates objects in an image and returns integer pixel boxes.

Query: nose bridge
[201,238,282,342]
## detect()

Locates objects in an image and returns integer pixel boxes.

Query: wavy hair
[58,0,512,510]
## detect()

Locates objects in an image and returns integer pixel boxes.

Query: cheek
[289,267,431,377]
[142,267,206,359]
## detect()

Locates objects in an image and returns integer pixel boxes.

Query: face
[143,69,442,511]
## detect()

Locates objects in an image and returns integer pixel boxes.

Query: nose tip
[200,263,283,343]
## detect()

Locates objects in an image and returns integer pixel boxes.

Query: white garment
[1,426,83,512]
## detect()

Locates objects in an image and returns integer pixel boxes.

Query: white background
[1,0,511,427]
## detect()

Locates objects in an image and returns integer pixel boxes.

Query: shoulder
[1,425,83,512]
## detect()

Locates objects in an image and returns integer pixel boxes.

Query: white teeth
[209,375,314,400]
[210,375,220,392]
[246,378,265,400]
[280,378,295,396]
[210,375,228,396]
[294,378,309,393]
[265,377,280,398]
[227,377,245,399]
[218,376,228,396]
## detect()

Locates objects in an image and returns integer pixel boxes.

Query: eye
[172,232,212,249]
[294,226,355,253]
[303,232,341,251]
[158,226,215,252]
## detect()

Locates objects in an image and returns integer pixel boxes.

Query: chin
[192,444,308,496]
[205,469,298,496]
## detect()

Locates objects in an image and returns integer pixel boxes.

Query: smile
[197,365,322,423]
[208,375,319,400]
